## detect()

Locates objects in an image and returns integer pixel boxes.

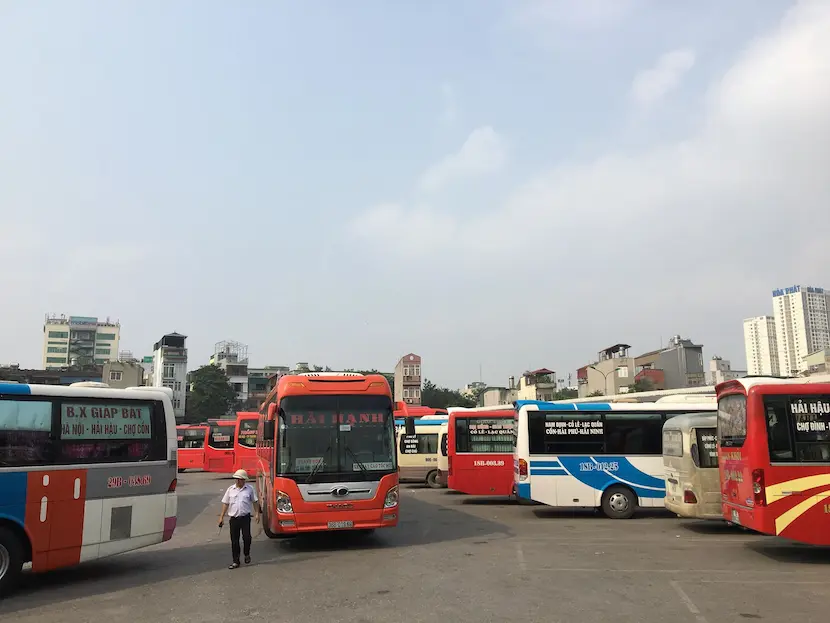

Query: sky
[2,0,829,389]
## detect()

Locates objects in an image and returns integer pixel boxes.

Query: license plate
[731,510,741,525]
[327,520,354,529]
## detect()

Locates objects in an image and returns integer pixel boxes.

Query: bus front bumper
[275,507,399,533]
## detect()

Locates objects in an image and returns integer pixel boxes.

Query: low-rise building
[578,344,635,397]
[803,348,830,376]
[516,368,558,402]
[103,359,144,389]
[394,353,422,406]
[708,356,746,386]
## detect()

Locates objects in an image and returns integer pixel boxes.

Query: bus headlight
[384,486,399,508]
[276,491,293,513]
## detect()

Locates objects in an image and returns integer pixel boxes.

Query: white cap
[232,469,249,480]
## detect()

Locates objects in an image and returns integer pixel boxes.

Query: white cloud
[440,82,457,124]
[353,0,830,270]
[418,126,506,192]
[629,48,696,107]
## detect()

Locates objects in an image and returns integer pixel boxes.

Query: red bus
[394,402,447,418]
[233,412,259,476]
[177,424,208,472]
[445,406,515,496]
[256,372,400,536]
[717,376,830,545]
[205,418,236,474]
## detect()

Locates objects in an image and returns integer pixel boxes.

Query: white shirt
[222,483,258,518]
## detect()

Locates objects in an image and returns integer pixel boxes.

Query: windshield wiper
[344,444,368,476]
[306,445,332,484]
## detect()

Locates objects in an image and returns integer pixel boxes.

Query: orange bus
[233,412,259,476]
[205,418,236,474]
[256,372,400,536]
[177,424,208,472]
[717,375,830,545]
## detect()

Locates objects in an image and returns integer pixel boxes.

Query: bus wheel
[426,471,442,489]
[601,486,637,520]
[0,526,24,597]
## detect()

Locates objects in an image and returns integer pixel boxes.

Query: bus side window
[690,442,700,468]
[765,402,794,462]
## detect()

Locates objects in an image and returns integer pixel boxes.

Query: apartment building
[708,356,746,386]
[394,353,422,405]
[151,332,188,421]
[772,285,830,376]
[210,340,249,407]
[43,314,120,369]
[743,316,780,376]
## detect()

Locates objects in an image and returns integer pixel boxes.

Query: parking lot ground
[3,472,830,623]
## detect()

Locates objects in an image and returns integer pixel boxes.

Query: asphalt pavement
[2,471,830,623]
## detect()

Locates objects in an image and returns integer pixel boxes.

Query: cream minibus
[397,420,446,487]
[662,411,721,520]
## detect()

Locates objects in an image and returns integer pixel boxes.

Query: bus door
[233,413,259,476]
[206,420,236,474]
[436,423,449,487]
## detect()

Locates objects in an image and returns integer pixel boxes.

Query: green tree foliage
[185,365,238,423]
[588,390,605,397]
[552,388,579,400]
[421,379,477,409]
[627,378,653,394]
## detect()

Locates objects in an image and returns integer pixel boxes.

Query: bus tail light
[384,485,399,508]
[276,491,293,513]
[752,469,766,506]
[168,478,177,493]
[518,458,528,481]
[683,489,697,504]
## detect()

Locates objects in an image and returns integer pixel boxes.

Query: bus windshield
[238,419,257,448]
[278,394,395,480]
[179,428,205,449]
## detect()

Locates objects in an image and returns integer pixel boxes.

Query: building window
[173,398,181,409]
[414,365,420,376]
[95,348,111,355]
[163,364,175,378]
[110,371,123,382]
[46,347,68,353]
[413,388,421,398]
[403,388,410,398]
[46,357,67,364]
[48,331,69,339]
[96,333,117,341]
[174,381,182,392]
[403,366,410,376]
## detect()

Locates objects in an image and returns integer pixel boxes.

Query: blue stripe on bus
[0,472,28,526]
[516,482,531,499]
[515,400,613,411]
[0,383,32,395]
[555,456,665,499]
[531,468,567,476]
[529,460,562,468]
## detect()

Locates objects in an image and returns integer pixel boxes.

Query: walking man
[218,469,260,569]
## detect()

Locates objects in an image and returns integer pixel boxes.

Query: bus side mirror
[405,416,416,436]
[263,420,275,441]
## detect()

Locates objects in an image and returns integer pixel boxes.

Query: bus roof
[446,405,516,414]
[0,382,173,402]
[662,411,717,430]
[716,374,830,395]
[276,373,392,397]
[516,399,715,412]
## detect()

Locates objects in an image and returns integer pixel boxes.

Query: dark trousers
[229,514,252,563]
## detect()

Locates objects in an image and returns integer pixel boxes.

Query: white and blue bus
[513,398,716,519]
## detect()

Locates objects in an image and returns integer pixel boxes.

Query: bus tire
[426,470,442,489]
[0,525,25,597]
[601,485,637,519]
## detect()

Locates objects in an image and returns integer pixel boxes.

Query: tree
[185,365,238,423]
[421,379,477,409]
[552,388,578,400]
[588,390,605,397]
[627,378,653,394]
